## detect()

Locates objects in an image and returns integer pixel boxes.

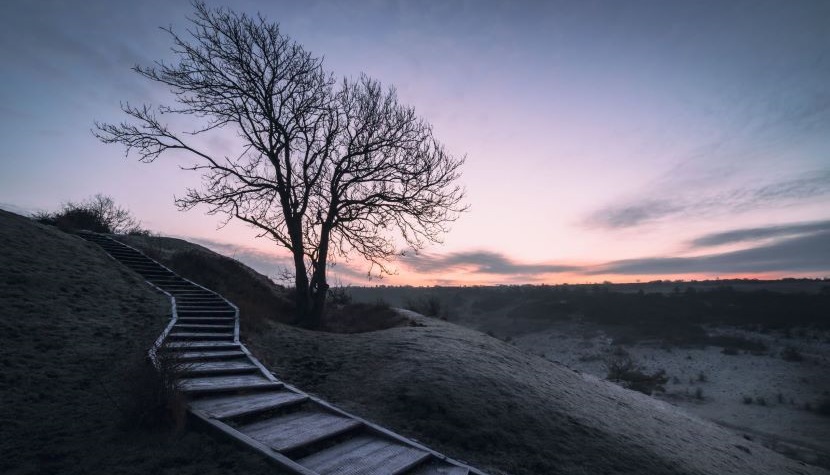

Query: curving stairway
[80,232,485,475]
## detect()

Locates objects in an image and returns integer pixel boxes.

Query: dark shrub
[35,194,145,234]
[606,350,668,395]
[327,286,353,305]
[405,295,444,318]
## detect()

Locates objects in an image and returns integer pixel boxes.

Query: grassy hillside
[0,210,285,475]
[123,233,828,475]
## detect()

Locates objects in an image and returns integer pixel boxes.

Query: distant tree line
[350,284,830,345]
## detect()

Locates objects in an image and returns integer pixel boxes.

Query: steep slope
[122,233,828,475]
[0,210,283,475]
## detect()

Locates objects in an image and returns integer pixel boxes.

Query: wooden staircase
[81,233,485,475]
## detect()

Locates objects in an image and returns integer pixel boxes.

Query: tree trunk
[292,248,311,325]
[308,277,328,330]
[306,223,332,329]
[285,215,314,327]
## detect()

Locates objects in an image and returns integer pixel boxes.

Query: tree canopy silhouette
[94,2,466,328]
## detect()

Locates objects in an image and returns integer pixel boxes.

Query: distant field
[348,280,830,469]
[348,281,830,344]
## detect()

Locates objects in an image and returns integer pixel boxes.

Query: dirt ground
[0,210,286,475]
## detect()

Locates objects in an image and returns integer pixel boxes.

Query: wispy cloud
[401,250,577,275]
[586,169,830,229]
[181,223,830,283]
[690,220,830,248]
[590,230,830,275]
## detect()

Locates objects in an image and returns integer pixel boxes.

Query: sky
[1,0,829,285]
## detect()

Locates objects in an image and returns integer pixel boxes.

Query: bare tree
[94,2,466,328]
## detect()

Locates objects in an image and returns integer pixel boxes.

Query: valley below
[350,283,830,469]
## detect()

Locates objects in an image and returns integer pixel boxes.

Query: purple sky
[1,0,829,285]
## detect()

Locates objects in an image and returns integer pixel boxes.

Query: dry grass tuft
[119,346,189,432]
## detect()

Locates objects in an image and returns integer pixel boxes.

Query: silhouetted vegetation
[34,194,147,234]
[405,295,447,318]
[605,348,668,395]
[95,2,466,329]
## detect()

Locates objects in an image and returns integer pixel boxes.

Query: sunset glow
[2,1,829,286]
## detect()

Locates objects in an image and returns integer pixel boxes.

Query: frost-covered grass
[512,321,830,469]
[0,210,285,475]
[242,312,827,475]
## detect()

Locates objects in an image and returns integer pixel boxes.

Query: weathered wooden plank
[177,350,247,361]
[168,332,234,340]
[178,309,236,315]
[165,341,240,351]
[175,300,228,304]
[176,306,229,310]
[298,435,430,475]
[176,317,236,330]
[179,374,282,394]
[239,410,362,452]
[189,410,320,475]
[190,390,308,419]
[174,323,236,331]
[180,360,259,376]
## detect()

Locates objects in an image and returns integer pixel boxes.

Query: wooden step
[298,435,430,475]
[176,317,235,325]
[239,410,362,452]
[175,297,226,301]
[180,360,259,376]
[177,350,247,361]
[175,300,227,305]
[178,308,235,314]
[174,323,235,331]
[190,390,308,420]
[168,332,234,340]
[176,313,236,319]
[179,374,282,395]
[165,341,241,351]
[176,307,235,313]
[176,305,228,309]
